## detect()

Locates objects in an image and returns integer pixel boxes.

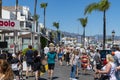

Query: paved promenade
[22,60,94,80]
[41,60,94,80]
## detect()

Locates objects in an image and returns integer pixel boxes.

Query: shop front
[0,18,20,53]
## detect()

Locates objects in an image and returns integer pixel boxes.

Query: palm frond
[53,22,59,29]
[40,2,48,8]
[78,17,87,27]
[84,3,98,15]
[32,14,39,21]
[98,0,110,11]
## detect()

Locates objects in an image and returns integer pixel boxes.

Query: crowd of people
[1,43,120,80]
[51,44,120,80]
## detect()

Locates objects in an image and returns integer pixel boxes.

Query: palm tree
[49,31,56,43]
[0,0,2,18]
[84,0,110,49]
[40,2,48,34]
[32,14,39,21]
[53,22,59,31]
[33,14,41,54]
[32,14,39,27]
[53,22,60,44]
[78,17,87,47]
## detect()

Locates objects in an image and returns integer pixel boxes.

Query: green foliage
[98,0,110,11]
[78,17,88,27]
[33,14,40,21]
[40,2,48,8]
[22,48,35,55]
[41,36,47,49]
[53,22,59,30]
[84,3,98,15]
[84,0,110,15]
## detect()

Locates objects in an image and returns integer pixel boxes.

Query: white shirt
[102,62,117,80]
[114,51,120,64]
[44,46,49,55]
[72,55,79,65]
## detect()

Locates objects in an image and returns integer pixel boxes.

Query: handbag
[40,65,46,73]
[41,59,48,65]
[99,74,110,80]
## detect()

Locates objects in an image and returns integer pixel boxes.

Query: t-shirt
[11,58,19,71]
[81,55,89,63]
[114,51,120,65]
[25,49,34,64]
[44,47,49,55]
[73,55,79,65]
[47,52,56,64]
[25,49,34,60]
[94,52,101,63]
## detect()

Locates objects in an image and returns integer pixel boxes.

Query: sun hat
[49,43,55,47]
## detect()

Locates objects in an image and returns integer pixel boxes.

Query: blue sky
[2,0,120,36]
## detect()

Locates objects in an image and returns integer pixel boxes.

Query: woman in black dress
[33,50,42,80]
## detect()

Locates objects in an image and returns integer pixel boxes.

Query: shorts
[26,61,33,67]
[58,57,62,61]
[48,63,55,70]
[13,70,19,76]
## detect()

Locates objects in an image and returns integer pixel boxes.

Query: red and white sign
[10,44,14,48]
[0,19,20,30]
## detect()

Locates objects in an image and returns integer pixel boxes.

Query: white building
[1,6,36,52]
[61,37,77,47]
[2,6,33,30]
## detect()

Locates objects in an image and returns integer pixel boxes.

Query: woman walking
[69,49,80,80]
[33,50,42,80]
[46,43,56,80]
[58,48,64,65]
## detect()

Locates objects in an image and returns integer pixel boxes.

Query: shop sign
[0,19,20,30]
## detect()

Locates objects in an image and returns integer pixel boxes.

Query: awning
[18,32,50,41]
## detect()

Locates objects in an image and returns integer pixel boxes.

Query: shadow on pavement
[39,78,47,80]
[52,76,59,80]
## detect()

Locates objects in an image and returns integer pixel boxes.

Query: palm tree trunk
[0,0,2,18]
[43,8,46,34]
[34,0,37,16]
[32,0,37,47]
[103,10,106,50]
[83,27,85,47]
[16,0,18,19]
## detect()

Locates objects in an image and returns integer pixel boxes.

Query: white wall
[2,9,10,19]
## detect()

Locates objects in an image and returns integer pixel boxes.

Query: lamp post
[112,30,115,46]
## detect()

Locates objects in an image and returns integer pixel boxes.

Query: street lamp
[112,30,115,46]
